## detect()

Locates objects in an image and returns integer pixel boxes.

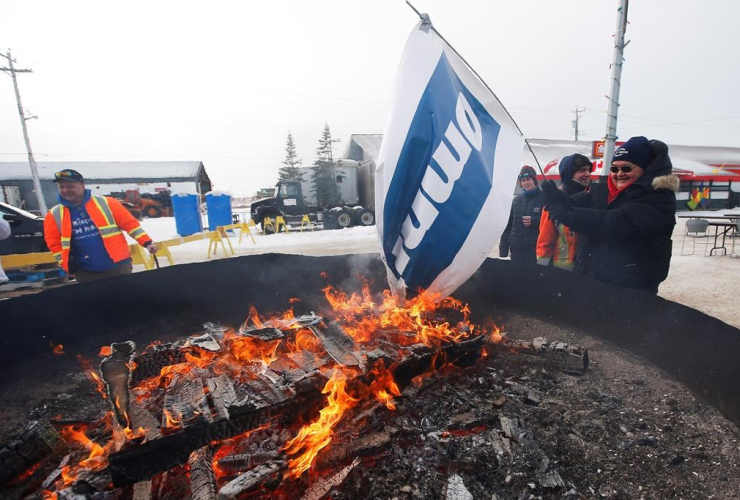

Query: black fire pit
[1,253,739,428]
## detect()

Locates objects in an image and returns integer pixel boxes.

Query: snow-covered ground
[133,212,740,328]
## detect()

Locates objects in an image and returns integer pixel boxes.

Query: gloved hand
[541,180,566,206]
[499,245,509,259]
[546,202,573,227]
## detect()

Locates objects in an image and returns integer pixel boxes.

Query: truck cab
[275,181,308,216]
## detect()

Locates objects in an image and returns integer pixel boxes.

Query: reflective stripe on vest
[50,205,64,233]
[129,227,145,239]
[92,196,115,226]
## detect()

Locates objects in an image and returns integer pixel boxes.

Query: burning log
[189,446,217,500]
[300,457,360,500]
[100,341,136,426]
[307,320,361,367]
[216,460,285,500]
[108,379,321,486]
[487,336,589,375]
[131,343,187,385]
[206,375,239,421]
[107,334,484,487]
[0,420,65,484]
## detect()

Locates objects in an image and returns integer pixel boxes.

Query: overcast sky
[1,0,739,196]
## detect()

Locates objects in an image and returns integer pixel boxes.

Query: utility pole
[602,0,630,181]
[571,107,585,141]
[1,50,47,214]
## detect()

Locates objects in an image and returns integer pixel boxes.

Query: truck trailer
[250,160,375,232]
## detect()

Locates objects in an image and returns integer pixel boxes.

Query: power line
[571,106,585,141]
[0,50,47,214]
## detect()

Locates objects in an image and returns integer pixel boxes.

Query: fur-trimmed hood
[652,173,680,193]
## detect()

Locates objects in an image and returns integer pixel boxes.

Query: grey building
[0,161,211,213]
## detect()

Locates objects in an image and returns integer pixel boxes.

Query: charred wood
[108,389,316,486]
[130,344,187,385]
[0,420,65,484]
[163,378,213,427]
[488,337,589,375]
[206,375,239,421]
[132,480,152,500]
[308,320,361,367]
[188,446,217,500]
[108,336,484,487]
[392,336,485,388]
[216,460,285,500]
[300,457,360,500]
[240,327,284,341]
[100,341,136,426]
[316,427,396,468]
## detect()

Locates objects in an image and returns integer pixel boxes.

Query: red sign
[592,140,625,158]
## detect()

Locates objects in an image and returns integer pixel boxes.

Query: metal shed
[0,161,211,213]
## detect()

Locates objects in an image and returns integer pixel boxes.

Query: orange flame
[283,370,358,478]
[368,363,401,411]
[77,355,107,399]
[58,424,111,472]
[98,346,113,357]
[50,341,65,355]
[211,423,271,478]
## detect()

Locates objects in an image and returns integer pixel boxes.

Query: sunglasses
[518,173,534,180]
[610,166,634,174]
[55,171,76,178]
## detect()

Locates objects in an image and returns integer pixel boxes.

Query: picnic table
[678,213,739,255]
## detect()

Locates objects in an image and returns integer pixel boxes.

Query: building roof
[346,135,740,180]
[523,139,740,179]
[0,161,205,182]
[341,134,383,163]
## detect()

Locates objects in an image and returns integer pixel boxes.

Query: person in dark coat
[500,165,544,265]
[542,137,679,294]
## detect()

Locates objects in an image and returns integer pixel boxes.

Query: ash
[319,315,740,500]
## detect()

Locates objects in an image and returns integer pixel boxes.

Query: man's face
[610,161,645,190]
[572,166,592,187]
[57,180,86,203]
[520,176,536,191]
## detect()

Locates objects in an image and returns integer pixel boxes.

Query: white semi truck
[250,160,375,232]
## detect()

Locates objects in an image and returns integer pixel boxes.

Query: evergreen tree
[311,124,339,207]
[278,131,303,182]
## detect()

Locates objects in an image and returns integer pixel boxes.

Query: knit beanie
[612,136,653,170]
[558,154,593,185]
[518,165,538,186]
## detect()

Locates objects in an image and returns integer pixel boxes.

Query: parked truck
[250,160,375,232]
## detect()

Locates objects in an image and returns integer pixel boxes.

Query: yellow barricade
[262,217,274,234]
[207,227,235,259]
[275,216,289,233]
[0,252,57,271]
[215,222,256,245]
[240,220,257,244]
[300,214,313,232]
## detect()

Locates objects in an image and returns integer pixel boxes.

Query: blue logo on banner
[382,52,501,290]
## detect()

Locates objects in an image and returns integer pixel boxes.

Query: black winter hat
[612,136,653,170]
[559,154,593,185]
[518,165,538,186]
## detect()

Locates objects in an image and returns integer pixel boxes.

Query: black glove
[546,202,573,227]
[541,180,567,206]
[499,245,509,259]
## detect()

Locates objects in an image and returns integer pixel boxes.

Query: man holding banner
[375,19,524,300]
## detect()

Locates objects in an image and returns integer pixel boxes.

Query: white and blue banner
[376,21,524,299]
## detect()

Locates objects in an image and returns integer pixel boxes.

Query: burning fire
[282,370,359,478]
[50,341,65,355]
[33,278,500,496]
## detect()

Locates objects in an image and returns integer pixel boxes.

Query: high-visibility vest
[44,195,152,272]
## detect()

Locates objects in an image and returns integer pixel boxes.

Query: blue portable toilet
[172,193,202,236]
[206,191,233,231]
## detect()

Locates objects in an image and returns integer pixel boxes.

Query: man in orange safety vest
[44,169,159,283]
